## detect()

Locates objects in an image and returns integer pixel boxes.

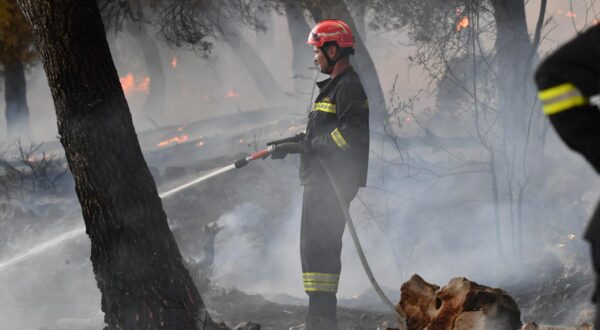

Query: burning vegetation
[119,72,150,96]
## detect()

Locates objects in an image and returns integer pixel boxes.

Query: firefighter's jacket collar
[316,66,354,90]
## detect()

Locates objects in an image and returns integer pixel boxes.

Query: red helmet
[307,19,355,50]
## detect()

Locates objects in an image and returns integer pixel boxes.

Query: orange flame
[566,11,576,18]
[226,89,240,98]
[157,135,189,148]
[456,16,469,31]
[120,73,150,95]
[171,57,177,69]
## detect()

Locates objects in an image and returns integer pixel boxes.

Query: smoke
[0,200,102,330]
[212,200,305,297]
[1,2,599,329]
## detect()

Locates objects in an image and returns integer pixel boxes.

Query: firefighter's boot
[305,292,339,330]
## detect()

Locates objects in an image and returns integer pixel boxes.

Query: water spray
[0,144,403,325]
[0,147,276,272]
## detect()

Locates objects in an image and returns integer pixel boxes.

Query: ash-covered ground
[0,110,596,329]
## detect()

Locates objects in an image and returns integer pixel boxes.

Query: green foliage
[0,0,37,71]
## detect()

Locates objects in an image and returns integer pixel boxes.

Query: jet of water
[0,164,237,272]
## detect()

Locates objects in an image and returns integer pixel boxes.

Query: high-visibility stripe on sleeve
[538,83,589,115]
[330,128,350,150]
[314,102,336,113]
[303,272,339,293]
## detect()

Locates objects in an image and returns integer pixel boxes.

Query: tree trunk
[491,0,536,145]
[255,8,275,64]
[346,0,367,42]
[223,24,287,103]
[127,21,167,121]
[305,0,386,133]
[16,1,224,329]
[285,2,314,93]
[4,58,31,139]
[490,0,543,257]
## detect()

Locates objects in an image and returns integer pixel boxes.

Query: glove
[270,142,307,159]
[267,133,306,146]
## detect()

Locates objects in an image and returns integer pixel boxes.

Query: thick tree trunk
[285,2,314,93]
[17,1,224,329]
[4,58,31,138]
[127,22,167,120]
[305,0,386,133]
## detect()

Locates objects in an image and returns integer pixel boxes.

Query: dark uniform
[299,66,369,326]
[534,24,600,325]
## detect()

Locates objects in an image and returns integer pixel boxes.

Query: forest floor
[205,288,395,330]
[0,115,597,330]
[202,269,596,330]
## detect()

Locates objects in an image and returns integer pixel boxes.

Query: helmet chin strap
[320,46,339,72]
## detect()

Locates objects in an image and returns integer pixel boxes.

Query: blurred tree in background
[0,0,36,138]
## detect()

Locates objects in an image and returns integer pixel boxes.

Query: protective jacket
[300,66,369,191]
[534,24,600,242]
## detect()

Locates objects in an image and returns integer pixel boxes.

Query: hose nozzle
[234,146,274,169]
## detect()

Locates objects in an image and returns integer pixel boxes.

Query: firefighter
[267,19,369,330]
[534,24,600,326]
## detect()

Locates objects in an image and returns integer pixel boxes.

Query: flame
[138,77,150,93]
[239,139,245,144]
[171,57,177,69]
[157,135,189,148]
[177,127,184,132]
[197,141,205,147]
[456,16,469,31]
[557,9,578,18]
[226,89,240,98]
[405,117,412,123]
[593,19,599,25]
[120,73,150,96]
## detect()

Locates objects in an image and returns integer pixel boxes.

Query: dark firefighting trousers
[300,180,358,328]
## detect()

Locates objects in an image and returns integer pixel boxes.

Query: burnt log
[397,274,440,330]
[398,275,521,330]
